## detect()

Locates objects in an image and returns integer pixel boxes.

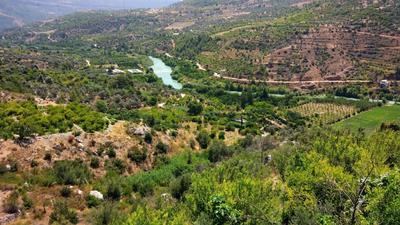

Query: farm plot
[333,105,400,134]
[292,102,358,125]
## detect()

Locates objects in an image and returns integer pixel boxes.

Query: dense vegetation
[0,101,108,139]
[0,0,400,224]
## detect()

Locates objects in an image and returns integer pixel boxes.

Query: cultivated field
[292,102,358,125]
[333,105,400,133]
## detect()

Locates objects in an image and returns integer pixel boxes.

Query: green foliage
[106,182,122,201]
[60,186,72,198]
[106,148,117,158]
[53,160,91,185]
[187,101,203,116]
[110,159,126,174]
[144,132,153,144]
[196,130,211,149]
[208,195,240,225]
[0,101,108,139]
[127,147,147,163]
[155,142,169,154]
[170,174,192,200]
[128,153,209,197]
[49,201,78,224]
[207,140,230,163]
[90,157,100,169]
[91,203,123,225]
[86,195,102,208]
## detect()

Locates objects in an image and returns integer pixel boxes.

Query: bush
[132,178,155,197]
[53,160,91,185]
[49,201,78,224]
[170,174,192,200]
[156,142,169,154]
[107,148,116,158]
[60,186,72,198]
[111,159,126,174]
[188,101,203,116]
[91,203,121,225]
[86,195,101,208]
[22,195,33,209]
[144,132,153,144]
[4,191,19,214]
[44,152,52,162]
[207,141,229,163]
[218,132,225,140]
[196,130,211,149]
[106,182,122,201]
[127,147,147,163]
[90,157,100,169]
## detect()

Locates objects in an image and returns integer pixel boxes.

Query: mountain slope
[0,0,179,31]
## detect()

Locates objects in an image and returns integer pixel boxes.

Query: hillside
[0,0,179,31]
[0,0,400,224]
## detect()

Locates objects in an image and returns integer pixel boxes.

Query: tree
[13,123,35,145]
[207,141,229,163]
[188,101,203,116]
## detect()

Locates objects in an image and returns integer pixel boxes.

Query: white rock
[90,190,104,200]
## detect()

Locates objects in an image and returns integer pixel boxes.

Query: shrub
[44,152,52,162]
[86,195,101,208]
[49,201,78,224]
[111,159,126,174]
[91,203,121,225]
[156,142,169,154]
[31,160,39,168]
[4,191,19,214]
[60,186,72,198]
[90,157,100,169]
[196,130,211,149]
[144,132,153,144]
[107,148,116,158]
[170,174,192,200]
[22,195,33,209]
[132,178,155,197]
[106,182,122,201]
[207,141,229,163]
[53,160,91,185]
[188,101,203,116]
[127,147,147,163]
[218,132,225,140]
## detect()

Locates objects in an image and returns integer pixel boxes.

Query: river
[149,56,182,90]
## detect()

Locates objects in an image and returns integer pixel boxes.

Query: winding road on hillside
[214,74,372,84]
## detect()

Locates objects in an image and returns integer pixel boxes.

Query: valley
[0,0,400,224]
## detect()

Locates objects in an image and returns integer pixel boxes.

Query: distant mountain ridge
[0,0,180,31]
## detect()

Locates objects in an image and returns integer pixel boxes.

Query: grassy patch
[333,105,400,133]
